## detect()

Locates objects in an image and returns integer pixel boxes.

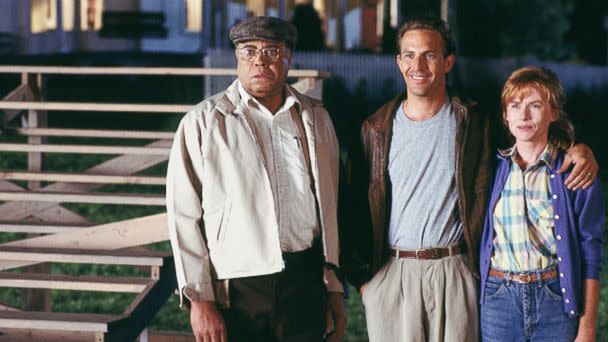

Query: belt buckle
[415,248,439,259]
[518,273,533,283]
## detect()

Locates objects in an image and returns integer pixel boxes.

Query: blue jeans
[480,273,578,342]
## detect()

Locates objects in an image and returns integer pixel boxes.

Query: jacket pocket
[483,279,507,302]
[542,279,563,301]
[216,198,232,243]
[361,259,391,305]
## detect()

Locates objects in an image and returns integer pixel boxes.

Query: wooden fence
[0,65,327,341]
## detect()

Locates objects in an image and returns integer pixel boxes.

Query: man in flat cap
[167,16,346,342]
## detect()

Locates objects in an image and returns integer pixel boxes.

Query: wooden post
[139,328,149,342]
[441,0,449,22]
[384,0,391,28]
[26,73,47,189]
[246,0,265,16]
[21,72,51,312]
[278,0,286,19]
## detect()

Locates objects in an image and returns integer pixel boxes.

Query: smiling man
[166,16,345,342]
[343,17,598,342]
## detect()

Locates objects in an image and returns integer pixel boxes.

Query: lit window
[246,0,265,16]
[80,0,103,31]
[62,0,74,31]
[31,0,57,33]
[185,0,203,32]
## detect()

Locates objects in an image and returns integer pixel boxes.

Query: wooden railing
[0,65,328,341]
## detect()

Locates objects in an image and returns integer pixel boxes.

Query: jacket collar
[497,143,559,171]
[366,88,476,132]
[366,92,405,131]
[216,79,304,116]
[215,80,239,116]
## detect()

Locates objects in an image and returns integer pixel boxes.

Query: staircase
[0,65,327,341]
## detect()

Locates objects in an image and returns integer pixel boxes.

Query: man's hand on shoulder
[190,300,227,342]
[325,291,347,342]
[558,143,599,190]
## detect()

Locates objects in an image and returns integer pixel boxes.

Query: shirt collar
[237,80,301,115]
[498,143,557,170]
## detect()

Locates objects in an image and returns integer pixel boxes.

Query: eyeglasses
[236,46,286,62]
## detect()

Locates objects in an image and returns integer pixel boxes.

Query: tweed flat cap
[229,16,298,49]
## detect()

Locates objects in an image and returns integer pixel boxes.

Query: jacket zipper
[238,112,285,270]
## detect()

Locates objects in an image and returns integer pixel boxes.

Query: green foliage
[343,286,368,341]
[52,291,136,315]
[149,296,190,331]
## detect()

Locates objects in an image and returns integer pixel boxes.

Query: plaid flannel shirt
[490,144,557,272]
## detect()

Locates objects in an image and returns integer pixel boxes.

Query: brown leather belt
[389,243,467,260]
[489,269,558,283]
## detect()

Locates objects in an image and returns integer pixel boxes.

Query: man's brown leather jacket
[343,91,493,289]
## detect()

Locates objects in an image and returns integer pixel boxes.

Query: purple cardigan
[479,151,605,317]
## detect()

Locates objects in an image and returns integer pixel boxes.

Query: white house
[0,0,425,56]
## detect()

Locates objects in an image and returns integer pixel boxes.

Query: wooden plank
[0,272,151,293]
[148,331,195,342]
[0,181,93,225]
[0,223,90,234]
[0,328,99,342]
[0,181,92,227]
[0,143,170,155]
[0,191,165,206]
[1,83,33,123]
[0,65,330,78]
[0,304,19,312]
[0,311,114,332]
[0,101,191,113]
[0,182,23,191]
[23,204,92,226]
[13,128,174,140]
[0,246,169,266]
[0,140,171,223]
[0,142,170,282]
[0,171,166,185]
[106,261,176,341]
[0,213,169,271]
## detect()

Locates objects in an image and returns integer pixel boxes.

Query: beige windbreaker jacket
[166,80,341,308]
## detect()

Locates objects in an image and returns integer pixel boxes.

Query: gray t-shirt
[387,100,464,249]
